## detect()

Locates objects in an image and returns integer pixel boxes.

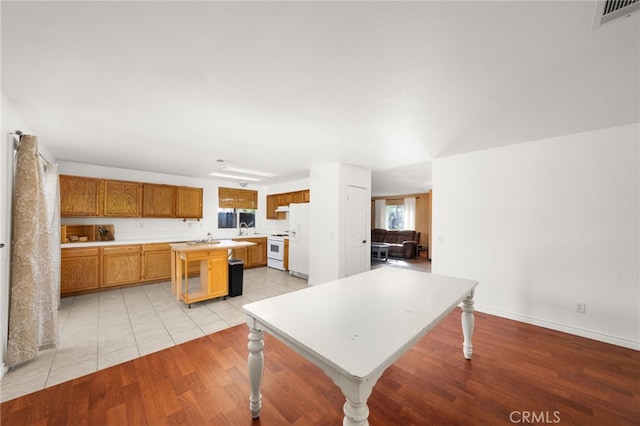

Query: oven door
[267,239,286,270]
[267,239,284,261]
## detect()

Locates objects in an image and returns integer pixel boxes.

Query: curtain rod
[10,130,51,165]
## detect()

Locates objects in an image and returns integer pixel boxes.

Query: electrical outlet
[574,302,586,314]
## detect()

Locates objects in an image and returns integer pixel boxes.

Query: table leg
[343,399,370,426]
[248,326,264,418]
[461,289,475,359]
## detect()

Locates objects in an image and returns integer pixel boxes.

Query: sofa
[371,228,421,259]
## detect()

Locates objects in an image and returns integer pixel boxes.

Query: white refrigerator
[288,203,310,280]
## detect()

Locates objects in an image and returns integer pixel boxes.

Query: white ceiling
[2,1,638,196]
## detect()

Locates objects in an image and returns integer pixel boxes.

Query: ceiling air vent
[593,0,640,28]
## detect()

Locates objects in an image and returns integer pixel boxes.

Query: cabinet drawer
[102,245,141,255]
[185,250,225,261]
[143,243,171,252]
[62,247,101,258]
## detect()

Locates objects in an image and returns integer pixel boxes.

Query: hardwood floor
[2,309,638,425]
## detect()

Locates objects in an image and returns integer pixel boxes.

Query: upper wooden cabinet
[266,194,278,219]
[267,189,310,220]
[142,183,176,218]
[60,175,101,217]
[103,179,141,217]
[218,187,258,210]
[59,174,203,219]
[176,186,203,219]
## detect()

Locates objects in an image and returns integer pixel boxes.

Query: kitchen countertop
[61,234,269,249]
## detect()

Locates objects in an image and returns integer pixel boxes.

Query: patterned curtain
[43,163,61,306]
[6,135,58,366]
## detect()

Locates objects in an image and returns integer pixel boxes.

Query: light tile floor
[0,267,308,402]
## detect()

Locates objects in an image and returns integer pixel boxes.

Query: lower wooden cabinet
[231,237,267,268]
[61,247,101,293]
[142,243,172,281]
[61,237,267,296]
[62,244,165,295]
[189,250,228,301]
[102,245,142,287]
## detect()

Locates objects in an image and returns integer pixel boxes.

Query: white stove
[267,234,289,270]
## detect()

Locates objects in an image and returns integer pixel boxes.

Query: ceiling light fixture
[208,172,261,181]
[222,166,279,178]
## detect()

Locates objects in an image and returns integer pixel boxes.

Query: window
[218,208,256,229]
[386,205,404,230]
[217,187,258,230]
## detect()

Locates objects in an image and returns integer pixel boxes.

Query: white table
[242,267,478,425]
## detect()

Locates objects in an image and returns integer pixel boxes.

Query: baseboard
[475,305,640,351]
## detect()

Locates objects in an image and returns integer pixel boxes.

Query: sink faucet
[239,222,248,236]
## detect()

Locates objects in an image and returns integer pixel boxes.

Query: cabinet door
[266,194,278,219]
[142,243,172,280]
[230,244,248,265]
[206,251,228,298]
[285,192,294,205]
[293,191,304,204]
[102,245,142,287]
[176,186,203,219]
[284,239,289,270]
[247,238,266,267]
[60,175,101,217]
[142,184,175,217]
[61,248,101,294]
[103,180,141,217]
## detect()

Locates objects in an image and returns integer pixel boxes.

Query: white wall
[308,162,371,285]
[309,163,341,285]
[58,161,270,240]
[432,124,639,349]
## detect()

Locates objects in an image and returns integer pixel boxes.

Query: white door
[346,185,368,276]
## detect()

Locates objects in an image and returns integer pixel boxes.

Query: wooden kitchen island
[170,240,255,306]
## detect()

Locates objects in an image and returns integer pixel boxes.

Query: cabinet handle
[0,243,4,248]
